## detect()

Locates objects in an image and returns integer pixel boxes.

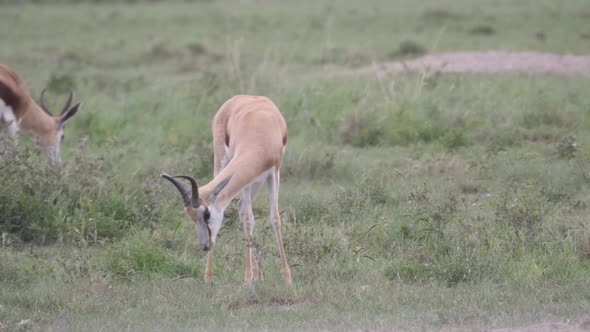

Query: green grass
[1,0,590,331]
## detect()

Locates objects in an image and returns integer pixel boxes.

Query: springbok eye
[61,134,65,141]
[203,209,211,223]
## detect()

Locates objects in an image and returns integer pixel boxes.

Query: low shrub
[102,231,201,280]
[387,40,428,59]
[0,142,168,245]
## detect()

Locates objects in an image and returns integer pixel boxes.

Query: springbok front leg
[248,180,265,282]
[239,185,255,285]
[268,168,292,286]
[239,181,264,285]
[205,249,214,283]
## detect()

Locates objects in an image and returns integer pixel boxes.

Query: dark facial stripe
[0,81,21,110]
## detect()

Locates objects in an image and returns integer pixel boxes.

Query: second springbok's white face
[160,172,232,251]
[36,90,81,163]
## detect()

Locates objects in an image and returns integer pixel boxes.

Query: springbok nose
[201,244,210,251]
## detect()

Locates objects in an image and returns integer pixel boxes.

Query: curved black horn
[60,90,73,115]
[160,172,191,207]
[39,89,53,116]
[173,175,199,207]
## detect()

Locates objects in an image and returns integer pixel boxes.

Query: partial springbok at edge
[161,95,292,286]
[0,64,81,163]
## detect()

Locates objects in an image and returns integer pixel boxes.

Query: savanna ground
[1,0,590,331]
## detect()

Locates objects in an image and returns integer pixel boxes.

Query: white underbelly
[252,167,274,185]
[0,99,19,137]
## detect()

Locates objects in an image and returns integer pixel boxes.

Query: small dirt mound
[357,51,590,77]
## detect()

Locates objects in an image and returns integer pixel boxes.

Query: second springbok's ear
[58,102,81,128]
[210,175,233,202]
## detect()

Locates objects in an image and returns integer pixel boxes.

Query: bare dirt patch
[490,319,590,332]
[352,317,590,332]
[446,316,590,332]
[225,295,319,310]
[357,51,590,77]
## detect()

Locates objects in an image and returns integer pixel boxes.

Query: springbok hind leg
[268,168,292,287]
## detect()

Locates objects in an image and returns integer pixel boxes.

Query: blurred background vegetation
[1,0,590,330]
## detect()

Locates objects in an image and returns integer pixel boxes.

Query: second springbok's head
[160,172,232,251]
[36,89,80,163]
[0,64,81,163]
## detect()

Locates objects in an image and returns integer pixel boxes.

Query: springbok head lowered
[161,172,232,251]
[38,89,80,163]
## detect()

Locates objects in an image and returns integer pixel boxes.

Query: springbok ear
[58,102,81,128]
[210,175,233,202]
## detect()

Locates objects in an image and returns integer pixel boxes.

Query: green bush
[0,143,168,245]
[385,258,433,282]
[282,147,337,180]
[102,232,201,280]
[469,25,496,36]
[442,129,471,151]
[283,225,341,265]
[387,40,428,59]
[46,73,77,95]
[494,182,548,249]
[0,253,40,287]
[339,108,385,147]
[339,104,452,147]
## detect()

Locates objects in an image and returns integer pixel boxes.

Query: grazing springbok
[161,95,292,286]
[0,64,81,163]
